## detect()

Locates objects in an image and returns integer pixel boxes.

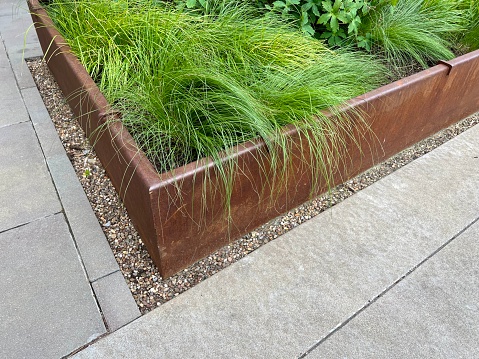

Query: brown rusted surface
[29,0,479,278]
[28,0,164,268]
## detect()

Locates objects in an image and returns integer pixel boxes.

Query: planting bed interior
[29,0,479,278]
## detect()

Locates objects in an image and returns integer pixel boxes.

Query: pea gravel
[27,58,479,314]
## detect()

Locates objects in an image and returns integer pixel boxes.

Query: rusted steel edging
[152,54,479,275]
[28,0,164,267]
[29,0,479,277]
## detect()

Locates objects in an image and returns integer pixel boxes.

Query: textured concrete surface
[307,219,479,358]
[0,60,29,127]
[0,121,61,231]
[0,214,106,359]
[72,124,479,358]
[0,0,29,17]
[21,80,121,282]
[47,154,122,282]
[92,271,141,332]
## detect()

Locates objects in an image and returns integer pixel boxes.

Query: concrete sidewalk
[0,2,139,358]
[1,0,479,358]
[71,123,479,358]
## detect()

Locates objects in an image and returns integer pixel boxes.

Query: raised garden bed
[29,0,479,278]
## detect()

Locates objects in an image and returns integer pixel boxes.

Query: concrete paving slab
[0,63,30,127]
[6,41,42,62]
[22,86,66,158]
[30,119,65,158]
[7,43,42,89]
[47,154,121,282]
[92,271,141,332]
[0,11,39,46]
[21,72,121,281]
[306,219,479,358]
[1,5,41,90]
[341,148,479,272]
[0,0,28,18]
[0,39,8,67]
[20,56,139,333]
[0,214,106,359]
[357,124,479,238]
[21,85,48,124]
[71,124,479,358]
[0,122,61,231]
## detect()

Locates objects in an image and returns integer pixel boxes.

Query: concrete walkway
[1,1,479,358]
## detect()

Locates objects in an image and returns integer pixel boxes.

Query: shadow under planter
[29,0,479,278]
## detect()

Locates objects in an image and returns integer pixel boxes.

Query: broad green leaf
[302,24,315,36]
[348,19,360,35]
[302,2,313,11]
[273,0,286,8]
[186,0,197,8]
[318,12,331,24]
[330,15,339,33]
[320,31,332,38]
[322,0,333,12]
[333,0,341,12]
[301,11,310,25]
[336,11,348,23]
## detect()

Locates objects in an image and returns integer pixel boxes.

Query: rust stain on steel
[29,0,479,278]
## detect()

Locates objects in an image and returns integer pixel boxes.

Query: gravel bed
[27,58,479,314]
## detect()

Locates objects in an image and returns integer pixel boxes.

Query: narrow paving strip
[0,2,140,357]
[72,117,479,356]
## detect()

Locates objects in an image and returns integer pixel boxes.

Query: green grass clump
[44,0,387,210]
[363,0,464,69]
[420,0,479,51]
[457,0,479,50]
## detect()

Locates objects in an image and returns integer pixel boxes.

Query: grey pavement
[71,123,479,358]
[1,1,479,358]
[0,2,140,359]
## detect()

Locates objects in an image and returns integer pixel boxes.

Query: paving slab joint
[91,270,142,333]
[62,332,110,359]
[0,211,63,236]
[298,215,479,358]
[19,67,112,321]
[20,56,121,281]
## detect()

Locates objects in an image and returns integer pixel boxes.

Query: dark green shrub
[261,0,397,49]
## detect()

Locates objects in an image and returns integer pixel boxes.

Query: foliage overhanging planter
[29,0,479,278]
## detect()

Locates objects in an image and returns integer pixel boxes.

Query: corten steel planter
[29,0,479,278]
